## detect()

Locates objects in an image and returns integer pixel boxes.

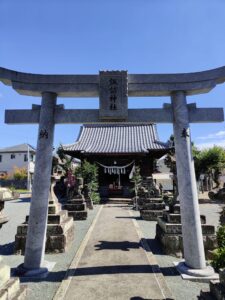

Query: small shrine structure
[62,123,168,197]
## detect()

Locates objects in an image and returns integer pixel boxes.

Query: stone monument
[63,177,88,220]
[156,204,217,258]
[14,176,74,254]
[137,180,166,221]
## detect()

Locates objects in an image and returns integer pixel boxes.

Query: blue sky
[0,0,225,150]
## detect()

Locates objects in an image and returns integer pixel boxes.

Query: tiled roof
[0,143,36,153]
[62,124,168,154]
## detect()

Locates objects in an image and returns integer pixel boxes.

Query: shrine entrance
[1,66,224,279]
[61,123,168,198]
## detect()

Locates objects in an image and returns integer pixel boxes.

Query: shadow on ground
[95,240,141,251]
[115,216,142,220]
[15,264,178,283]
[0,242,15,255]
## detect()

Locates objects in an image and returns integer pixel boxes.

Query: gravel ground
[0,196,100,300]
[132,199,224,300]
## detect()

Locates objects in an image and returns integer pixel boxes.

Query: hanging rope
[96,160,135,175]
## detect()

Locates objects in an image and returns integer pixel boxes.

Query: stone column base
[174,261,219,282]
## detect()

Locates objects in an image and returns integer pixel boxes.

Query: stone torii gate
[0,67,224,278]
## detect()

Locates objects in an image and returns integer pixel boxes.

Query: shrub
[211,248,225,271]
[211,225,225,271]
[13,167,27,180]
[217,225,225,248]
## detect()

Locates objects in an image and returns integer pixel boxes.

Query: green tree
[131,166,142,210]
[194,146,225,187]
[75,160,100,205]
[13,167,27,180]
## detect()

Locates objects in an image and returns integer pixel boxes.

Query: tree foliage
[194,146,225,187]
[13,167,27,180]
[75,160,100,204]
[194,146,225,175]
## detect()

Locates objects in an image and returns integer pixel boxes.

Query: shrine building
[62,123,169,197]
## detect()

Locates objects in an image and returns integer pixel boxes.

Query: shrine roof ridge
[62,123,169,154]
[1,66,225,96]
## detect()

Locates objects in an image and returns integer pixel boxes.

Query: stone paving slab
[59,204,173,300]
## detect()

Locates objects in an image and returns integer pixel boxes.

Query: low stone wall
[0,179,27,189]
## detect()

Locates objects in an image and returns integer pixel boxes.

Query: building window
[0,155,2,162]
[11,154,16,159]
[24,154,28,162]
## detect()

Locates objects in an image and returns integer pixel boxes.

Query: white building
[152,155,173,191]
[0,144,36,189]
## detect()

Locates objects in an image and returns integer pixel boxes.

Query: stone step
[45,222,75,253]
[66,199,84,205]
[71,195,84,201]
[138,198,163,204]
[15,217,75,254]
[63,203,86,211]
[68,210,88,220]
[140,210,163,221]
[48,203,61,215]
[142,203,165,210]
[106,198,133,204]
[163,212,206,224]
[157,217,215,234]
[0,263,10,288]
[156,224,217,259]
[25,210,68,224]
[17,216,74,235]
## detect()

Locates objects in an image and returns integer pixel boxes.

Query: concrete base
[174,261,219,282]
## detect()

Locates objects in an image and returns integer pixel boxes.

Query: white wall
[0,152,35,174]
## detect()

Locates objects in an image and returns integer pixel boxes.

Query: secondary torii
[1,67,224,279]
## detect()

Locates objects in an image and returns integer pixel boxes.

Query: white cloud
[196,140,225,150]
[197,130,225,140]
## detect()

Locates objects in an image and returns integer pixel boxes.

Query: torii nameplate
[99,71,128,120]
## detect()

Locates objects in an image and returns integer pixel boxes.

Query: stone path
[57,204,173,300]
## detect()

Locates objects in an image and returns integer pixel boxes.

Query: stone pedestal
[139,197,165,221]
[14,178,75,254]
[63,195,88,220]
[0,201,9,229]
[0,256,27,300]
[155,204,217,258]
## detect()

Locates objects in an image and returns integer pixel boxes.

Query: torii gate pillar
[172,91,214,276]
[17,92,57,277]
